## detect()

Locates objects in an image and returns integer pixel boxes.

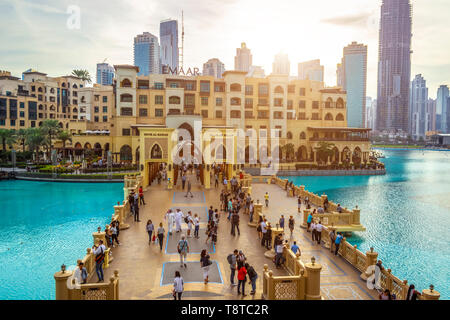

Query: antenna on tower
[180,10,185,69]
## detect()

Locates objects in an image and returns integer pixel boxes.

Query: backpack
[227,254,233,265]
[184,216,189,224]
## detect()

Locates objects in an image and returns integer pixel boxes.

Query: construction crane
[179,10,184,69]
[102,58,107,64]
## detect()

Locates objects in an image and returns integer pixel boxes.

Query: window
[245,85,253,95]
[230,83,241,92]
[120,94,133,102]
[274,98,283,107]
[94,116,99,122]
[201,97,208,106]
[185,95,195,107]
[287,112,294,119]
[312,113,320,120]
[258,111,268,119]
[121,79,132,88]
[300,132,306,139]
[274,86,284,94]
[170,82,179,88]
[325,113,333,120]
[103,116,108,122]
[103,96,108,103]
[10,120,15,126]
[216,98,223,106]
[122,128,131,136]
[287,100,293,109]
[214,84,224,92]
[154,82,164,89]
[275,126,282,138]
[230,110,241,118]
[169,96,181,104]
[201,110,208,118]
[215,110,222,118]
[0,119,5,126]
[299,100,306,109]
[20,111,25,117]
[298,112,306,120]
[20,102,25,108]
[230,97,241,106]
[139,108,148,116]
[273,111,283,119]
[288,85,295,93]
[155,95,163,104]
[186,82,194,91]
[94,95,100,102]
[313,101,319,109]
[28,101,37,120]
[200,81,210,92]
[287,131,293,139]
[258,98,268,106]
[94,107,99,113]
[336,113,344,121]
[245,98,253,108]
[139,95,148,104]
[258,83,268,95]
[30,121,35,127]
[245,111,253,118]
[120,107,133,116]
[299,88,306,96]
[155,109,163,117]
[103,106,108,113]
[20,120,25,126]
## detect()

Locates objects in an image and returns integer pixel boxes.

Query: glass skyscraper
[160,20,179,72]
[409,74,428,140]
[134,32,160,76]
[436,85,450,133]
[376,0,412,132]
[96,63,114,85]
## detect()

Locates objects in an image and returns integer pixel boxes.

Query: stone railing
[319,226,440,300]
[54,175,143,300]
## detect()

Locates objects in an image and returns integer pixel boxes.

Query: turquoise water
[0,180,123,300]
[281,149,450,299]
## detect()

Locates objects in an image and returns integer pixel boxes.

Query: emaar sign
[162,65,200,76]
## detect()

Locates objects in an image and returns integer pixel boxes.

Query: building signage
[162,65,200,76]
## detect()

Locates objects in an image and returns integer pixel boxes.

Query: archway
[177,122,195,162]
[352,147,362,165]
[94,143,102,157]
[120,145,132,162]
[84,142,92,149]
[300,132,306,140]
[325,113,333,121]
[336,113,344,121]
[104,143,110,159]
[74,142,83,156]
[151,144,162,159]
[297,146,308,161]
[341,147,351,164]
[245,145,257,164]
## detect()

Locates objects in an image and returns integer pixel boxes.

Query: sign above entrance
[162,65,200,76]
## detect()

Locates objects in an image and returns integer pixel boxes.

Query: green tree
[314,141,336,164]
[57,130,72,148]
[0,129,16,151]
[15,128,28,152]
[25,128,46,162]
[41,119,61,156]
[281,143,295,162]
[71,69,91,83]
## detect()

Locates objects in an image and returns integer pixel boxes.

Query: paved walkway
[100,175,378,300]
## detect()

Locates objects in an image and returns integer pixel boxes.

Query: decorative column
[54,265,72,300]
[264,227,283,259]
[203,165,210,189]
[92,227,106,246]
[352,207,361,225]
[305,257,322,300]
[301,209,311,229]
[361,247,378,280]
[421,285,440,300]
[114,204,130,230]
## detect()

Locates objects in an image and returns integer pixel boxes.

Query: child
[264,192,269,207]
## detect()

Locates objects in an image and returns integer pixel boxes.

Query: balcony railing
[309,137,369,142]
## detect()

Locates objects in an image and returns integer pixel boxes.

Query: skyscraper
[272,53,290,75]
[96,63,114,86]
[298,59,324,82]
[409,74,428,140]
[376,0,412,132]
[340,42,368,128]
[202,58,225,78]
[234,43,252,72]
[160,19,179,72]
[427,98,436,133]
[134,32,160,76]
[366,97,377,130]
[436,85,449,133]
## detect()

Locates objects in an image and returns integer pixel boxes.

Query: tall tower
[160,19,179,72]
[376,0,412,132]
[272,53,290,75]
[234,43,252,72]
[410,74,428,140]
[436,85,449,133]
[298,59,324,82]
[341,42,368,128]
[133,32,160,76]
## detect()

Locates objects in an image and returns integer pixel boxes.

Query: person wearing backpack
[177,234,190,268]
[227,249,238,287]
[245,263,258,295]
[92,240,106,282]
[200,249,212,284]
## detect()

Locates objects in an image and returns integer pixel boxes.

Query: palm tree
[15,129,28,152]
[314,141,336,165]
[41,119,61,156]
[0,129,16,151]
[281,143,295,162]
[72,69,91,83]
[57,130,72,149]
[25,128,46,162]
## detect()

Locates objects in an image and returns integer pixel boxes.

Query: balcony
[309,137,370,142]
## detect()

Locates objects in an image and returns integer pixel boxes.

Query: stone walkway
[101,175,378,300]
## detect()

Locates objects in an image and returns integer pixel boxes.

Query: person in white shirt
[175,209,183,233]
[165,209,175,235]
[310,221,317,243]
[193,214,200,239]
[260,219,267,246]
[186,211,194,237]
[72,260,88,284]
[173,271,184,300]
[315,220,323,245]
[92,240,107,282]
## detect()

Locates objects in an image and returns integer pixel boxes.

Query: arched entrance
[94,143,102,157]
[177,122,195,162]
[352,147,362,166]
[120,145,132,162]
[341,147,351,164]
[297,146,308,161]
[245,145,257,164]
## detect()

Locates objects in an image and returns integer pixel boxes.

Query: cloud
[321,12,373,28]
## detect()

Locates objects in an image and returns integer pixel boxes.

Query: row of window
[0,119,34,127]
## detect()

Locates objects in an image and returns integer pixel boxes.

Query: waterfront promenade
[99,175,379,300]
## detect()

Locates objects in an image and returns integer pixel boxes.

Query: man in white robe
[175,209,184,233]
[165,209,175,235]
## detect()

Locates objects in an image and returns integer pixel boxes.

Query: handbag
[152,235,156,242]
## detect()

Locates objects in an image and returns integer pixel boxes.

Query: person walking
[291,241,300,255]
[264,192,269,207]
[200,249,212,284]
[173,271,184,300]
[186,211,193,238]
[310,220,317,243]
[92,240,106,282]
[231,212,240,236]
[193,214,200,239]
[181,174,186,190]
[237,263,247,296]
[306,212,313,232]
[175,209,183,233]
[279,215,285,230]
[245,263,258,295]
[329,228,336,253]
[185,179,194,198]
[227,249,238,287]
[214,172,219,188]
[157,223,165,251]
[139,186,146,205]
[146,220,154,245]
[165,209,175,235]
[236,250,246,270]
[297,195,302,213]
[177,234,190,268]
[288,216,295,237]
[334,232,343,256]
[110,221,120,247]
[315,220,323,245]
[260,219,267,246]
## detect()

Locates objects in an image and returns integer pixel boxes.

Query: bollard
[92,227,106,246]
[301,209,311,229]
[305,257,323,300]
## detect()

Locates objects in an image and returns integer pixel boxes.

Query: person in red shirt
[139,186,146,205]
[237,264,247,296]
[239,171,244,180]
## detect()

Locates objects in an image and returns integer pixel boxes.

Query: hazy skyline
[0,0,449,98]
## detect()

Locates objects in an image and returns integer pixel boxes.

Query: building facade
[272,53,290,75]
[234,43,252,72]
[202,58,225,78]
[340,42,367,128]
[436,85,449,133]
[96,63,115,86]
[134,32,160,76]
[376,0,412,132]
[427,98,436,132]
[409,74,428,140]
[298,59,324,82]
[160,19,179,72]
[365,97,377,130]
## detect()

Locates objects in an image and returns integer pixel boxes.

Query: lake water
[0,180,123,300]
[281,149,450,299]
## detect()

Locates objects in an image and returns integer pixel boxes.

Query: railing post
[305,257,322,300]
[421,285,440,300]
[92,227,106,246]
[352,207,361,225]
[114,270,120,300]
[267,270,275,300]
[361,247,378,280]
[386,269,393,292]
[301,209,310,229]
[352,245,358,265]
[54,266,72,300]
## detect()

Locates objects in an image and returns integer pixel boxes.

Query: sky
[0,0,449,99]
